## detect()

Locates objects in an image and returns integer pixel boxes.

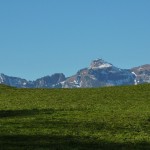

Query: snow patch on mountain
[0,74,4,83]
[91,63,112,69]
[131,72,138,85]
[89,59,113,69]
[132,72,137,77]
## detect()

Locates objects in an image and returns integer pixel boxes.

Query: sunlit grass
[0,84,150,149]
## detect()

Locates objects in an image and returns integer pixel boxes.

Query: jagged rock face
[34,73,66,88]
[131,64,150,84]
[0,73,29,88]
[0,73,66,88]
[62,59,136,88]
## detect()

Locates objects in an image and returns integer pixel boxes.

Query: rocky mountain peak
[89,58,113,69]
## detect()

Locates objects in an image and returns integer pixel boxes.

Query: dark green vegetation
[1,84,150,150]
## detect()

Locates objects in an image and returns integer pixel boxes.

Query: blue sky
[0,0,150,80]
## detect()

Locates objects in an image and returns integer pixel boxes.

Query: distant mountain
[0,59,150,88]
[0,73,66,88]
[0,73,29,88]
[131,64,150,84]
[34,73,66,88]
[61,59,135,88]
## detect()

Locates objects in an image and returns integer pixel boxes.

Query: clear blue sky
[0,0,150,80]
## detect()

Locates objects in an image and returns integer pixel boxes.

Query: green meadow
[0,84,150,150]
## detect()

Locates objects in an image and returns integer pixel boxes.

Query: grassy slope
[0,84,150,149]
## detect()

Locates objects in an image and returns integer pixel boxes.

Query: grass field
[0,84,150,149]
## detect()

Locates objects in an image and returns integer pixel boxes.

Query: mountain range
[0,59,150,88]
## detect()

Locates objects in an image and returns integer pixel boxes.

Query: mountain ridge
[0,59,150,88]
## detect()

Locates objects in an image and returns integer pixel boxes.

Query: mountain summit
[0,59,150,88]
[62,59,135,88]
[89,59,113,69]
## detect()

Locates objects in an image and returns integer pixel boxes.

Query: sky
[0,0,150,80]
